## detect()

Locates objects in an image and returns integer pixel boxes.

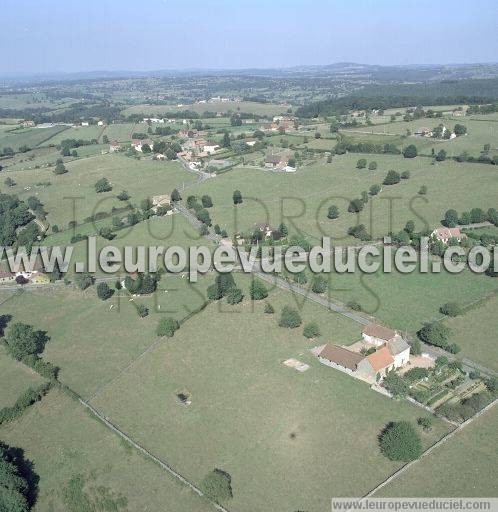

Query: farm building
[318,344,364,376]
[362,323,398,347]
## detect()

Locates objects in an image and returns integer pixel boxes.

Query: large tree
[4,323,46,361]
[379,421,422,461]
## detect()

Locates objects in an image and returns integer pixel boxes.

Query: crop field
[0,273,212,399]
[6,153,195,228]
[89,286,450,512]
[122,101,289,117]
[442,293,498,372]
[376,405,498,497]
[0,345,44,408]
[0,125,70,151]
[188,153,498,242]
[0,389,213,512]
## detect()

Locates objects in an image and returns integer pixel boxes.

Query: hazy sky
[2,0,498,73]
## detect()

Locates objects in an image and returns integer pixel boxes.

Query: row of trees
[443,207,498,228]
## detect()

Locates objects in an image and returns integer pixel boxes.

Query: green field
[442,294,498,372]
[45,124,105,145]
[0,345,44,408]
[376,404,498,497]
[102,122,136,141]
[0,389,214,512]
[360,117,498,157]
[5,153,195,228]
[0,272,212,399]
[89,285,450,512]
[0,125,70,152]
[122,101,288,117]
[188,153,498,242]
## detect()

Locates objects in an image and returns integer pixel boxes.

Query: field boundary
[364,398,498,498]
[79,399,230,512]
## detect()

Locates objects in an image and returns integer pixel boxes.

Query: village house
[81,121,89,127]
[109,140,121,152]
[21,120,35,128]
[362,323,398,347]
[151,194,171,213]
[414,127,432,137]
[265,154,286,168]
[97,120,105,126]
[245,138,257,147]
[431,226,466,244]
[203,142,220,155]
[318,324,411,383]
[131,139,153,152]
[253,223,275,239]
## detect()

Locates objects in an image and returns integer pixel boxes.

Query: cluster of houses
[0,270,50,286]
[264,153,295,172]
[414,125,456,139]
[262,115,297,133]
[317,323,411,384]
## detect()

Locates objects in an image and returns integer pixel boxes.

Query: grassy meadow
[89,286,451,512]
[376,404,498,497]
[5,153,196,228]
[0,389,214,512]
[188,153,498,242]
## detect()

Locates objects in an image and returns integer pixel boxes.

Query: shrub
[249,280,268,300]
[440,302,463,317]
[383,170,401,185]
[303,322,320,338]
[311,275,327,294]
[279,306,302,328]
[156,317,179,337]
[417,417,433,431]
[368,161,377,170]
[136,304,149,318]
[403,145,418,158]
[383,371,409,397]
[264,302,274,314]
[74,272,94,290]
[379,421,422,461]
[417,323,452,350]
[226,287,244,305]
[96,282,113,300]
[356,158,367,169]
[346,300,362,311]
[404,367,429,383]
[201,469,233,503]
[327,205,339,219]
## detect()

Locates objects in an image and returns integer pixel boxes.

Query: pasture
[89,285,450,512]
[102,122,136,141]
[376,404,498,497]
[0,345,44,408]
[188,153,498,242]
[0,125,69,152]
[5,153,195,228]
[442,293,498,372]
[45,124,105,145]
[0,272,211,399]
[0,389,214,512]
